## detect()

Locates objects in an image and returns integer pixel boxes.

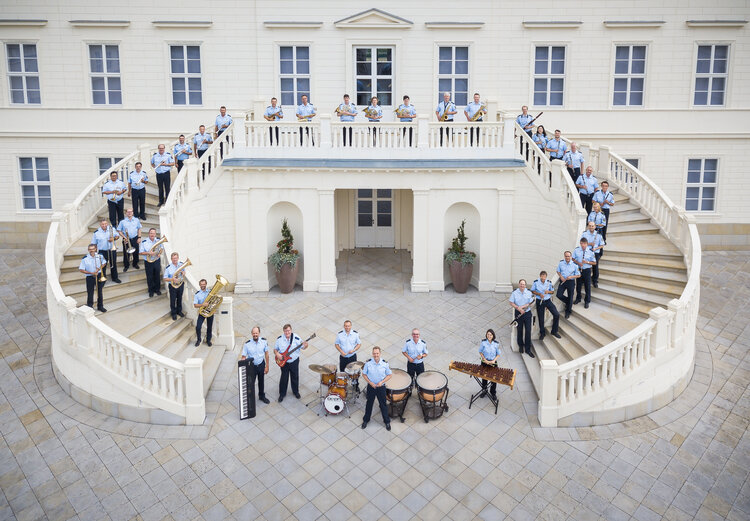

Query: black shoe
[149,293,154,297]
[113,279,122,284]
[156,291,162,296]
[361,422,368,429]
[123,267,129,272]
[97,307,107,313]
[552,332,562,339]
[294,392,301,399]
[259,396,270,404]
[194,339,201,347]
[526,350,535,358]
[573,299,581,305]
[593,282,599,288]
[584,302,590,309]
[278,396,284,403]
[178,312,185,318]
[539,333,546,341]
[207,340,212,347]
[565,312,571,319]
[386,423,391,431]
[172,315,177,321]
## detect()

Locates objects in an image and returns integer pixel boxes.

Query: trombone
[95,252,106,283]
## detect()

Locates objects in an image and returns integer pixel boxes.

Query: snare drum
[385,368,412,422]
[329,384,347,400]
[335,372,348,387]
[415,370,449,422]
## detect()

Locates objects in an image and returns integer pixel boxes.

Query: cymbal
[308,364,335,375]
[345,361,364,371]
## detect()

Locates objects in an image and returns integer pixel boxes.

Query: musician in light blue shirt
[582,221,605,288]
[102,171,127,226]
[193,125,213,155]
[335,320,361,371]
[576,166,600,214]
[117,208,141,270]
[556,251,581,318]
[588,203,607,234]
[464,93,486,147]
[403,329,428,382]
[365,96,383,146]
[361,346,392,430]
[532,126,548,151]
[531,271,560,340]
[296,95,316,146]
[151,144,174,207]
[573,238,596,308]
[563,142,585,184]
[396,95,416,146]
[241,326,271,404]
[478,329,500,396]
[173,135,192,172]
[592,180,615,240]
[127,162,148,220]
[264,97,284,146]
[193,278,214,348]
[516,106,534,137]
[139,228,163,297]
[79,244,107,311]
[435,92,457,146]
[510,280,535,357]
[274,324,308,401]
[546,129,568,160]
[214,106,232,135]
[337,94,357,146]
[92,219,121,283]
[163,252,187,320]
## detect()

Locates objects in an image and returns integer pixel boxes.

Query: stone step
[603,234,683,258]
[603,252,685,271]
[142,320,194,354]
[59,266,148,285]
[598,264,687,284]
[590,290,654,318]
[131,310,190,346]
[98,297,170,336]
[597,272,684,299]
[563,312,618,348]
[596,282,669,309]
[568,301,641,339]
[606,222,659,236]
[198,347,225,395]
[552,324,591,359]
[537,335,573,365]
[69,282,146,308]
[606,208,644,221]
[608,201,640,214]
[61,269,148,294]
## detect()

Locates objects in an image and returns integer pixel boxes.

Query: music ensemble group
[79,96,616,424]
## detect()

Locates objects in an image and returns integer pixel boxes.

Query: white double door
[355,189,394,247]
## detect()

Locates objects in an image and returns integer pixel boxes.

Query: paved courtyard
[0,248,748,521]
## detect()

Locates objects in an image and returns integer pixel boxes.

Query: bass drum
[415,370,449,422]
[324,394,345,415]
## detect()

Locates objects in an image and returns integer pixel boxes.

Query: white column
[502,113,515,148]
[233,186,253,293]
[495,189,513,292]
[318,190,338,292]
[538,359,560,427]
[411,190,430,292]
[319,114,332,148]
[248,189,270,291]
[215,296,235,350]
[185,158,199,195]
[416,115,429,149]
[486,98,498,122]
[232,112,246,148]
[183,358,206,425]
[252,96,266,121]
[598,145,611,179]
[649,307,671,356]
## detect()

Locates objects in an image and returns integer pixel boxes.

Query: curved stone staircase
[525,189,687,383]
[57,183,224,394]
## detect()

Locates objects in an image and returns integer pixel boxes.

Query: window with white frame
[19,157,51,210]
[280,46,310,106]
[437,46,468,106]
[170,45,202,105]
[694,45,729,106]
[355,47,393,106]
[534,46,565,106]
[685,158,718,211]
[6,43,40,104]
[89,44,121,105]
[613,45,646,106]
[98,157,124,175]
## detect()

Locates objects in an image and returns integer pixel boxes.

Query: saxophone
[441,102,452,122]
[198,274,229,318]
[470,103,487,122]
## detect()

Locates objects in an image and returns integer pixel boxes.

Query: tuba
[199,274,228,318]
[170,258,191,288]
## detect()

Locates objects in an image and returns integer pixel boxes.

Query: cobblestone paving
[0,248,748,520]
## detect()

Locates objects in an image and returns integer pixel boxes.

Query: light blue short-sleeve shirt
[479,339,500,360]
[242,338,268,366]
[362,358,392,384]
[402,338,428,364]
[335,330,361,358]
[274,333,303,362]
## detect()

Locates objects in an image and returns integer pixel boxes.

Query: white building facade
[0,0,748,248]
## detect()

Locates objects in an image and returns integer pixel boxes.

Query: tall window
[438,46,468,106]
[19,157,51,210]
[534,46,565,106]
[686,159,717,211]
[170,45,202,105]
[98,157,124,175]
[89,44,121,105]
[613,45,646,106]
[355,47,393,106]
[6,43,40,104]
[280,46,309,106]
[694,45,729,106]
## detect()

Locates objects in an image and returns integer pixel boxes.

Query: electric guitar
[276,333,316,367]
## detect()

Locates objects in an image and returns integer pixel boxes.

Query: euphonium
[198,274,228,318]
[170,258,191,288]
[149,236,168,253]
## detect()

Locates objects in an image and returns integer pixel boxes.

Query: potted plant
[444,219,476,293]
[269,218,300,293]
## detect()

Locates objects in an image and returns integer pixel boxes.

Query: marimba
[449,361,516,414]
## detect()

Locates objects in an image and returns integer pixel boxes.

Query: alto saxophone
[470,103,487,122]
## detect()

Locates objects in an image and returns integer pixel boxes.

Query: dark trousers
[144,259,161,295]
[279,358,300,397]
[254,361,266,398]
[123,237,139,268]
[363,385,389,424]
[269,126,280,146]
[107,199,124,227]
[470,126,482,146]
[168,283,184,317]
[402,127,413,147]
[156,172,171,205]
[568,167,581,185]
[339,354,356,372]
[299,127,313,146]
[195,314,213,342]
[197,149,210,179]
[176,159,184,173]
[406,361,425,384]
[537,299,560,336]
[439,126,452,146]
[557,279,576,314]
[602,208,610,241]
[369,125,379,146]
[515,310,533,352]
[580,193,593,214]
[523,130,533,159]
[342,127,353,147]
[217,130,225,158]
[480,361,497,394]
[576,269,592,304]
[131,188,146,220]
[104,249,118,281]
[592,251,602,285]
[85,276,104,309]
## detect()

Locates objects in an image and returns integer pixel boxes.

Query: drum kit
[308,360,364,416]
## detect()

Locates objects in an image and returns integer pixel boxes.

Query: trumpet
[170,258,191,288]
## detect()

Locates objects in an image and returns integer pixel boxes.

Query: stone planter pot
[275,262,299,293]
[448,260,473,294]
